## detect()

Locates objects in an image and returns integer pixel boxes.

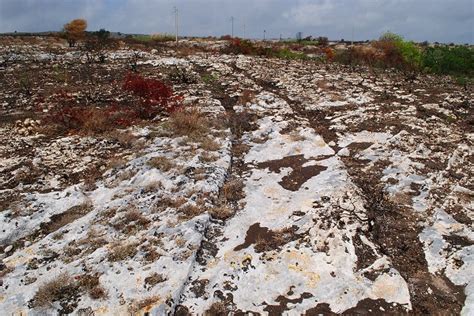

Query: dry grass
[107,242,139,262]
[40,201,93,236]
[141,244,161,263]
[254,227,296,253]
[111,209,151,235]
[179,203,205,219]
[222,179,245,202]
[144,272,167,290]
[205,302,228,316]
[31,273,78,308]
[169,107,210,140]
[105,129,139,148]
[152,196,187,213]
[238,89,256,106]
[106,157,127,170]
[143,181,163,193]
[78,274,99,290]
[136,295,161,310]
[200,152,219,163]
[148,156,176,172]
[289,130,306,142]
[209,204,235,221]
[200,137,220,151]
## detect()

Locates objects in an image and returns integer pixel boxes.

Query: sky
[0,0,473,43]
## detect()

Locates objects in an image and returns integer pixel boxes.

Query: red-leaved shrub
[123,73,182,117]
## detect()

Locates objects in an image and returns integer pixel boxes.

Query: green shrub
[274,48,307,60]
[376,32,421,71]
[422,46,474,76]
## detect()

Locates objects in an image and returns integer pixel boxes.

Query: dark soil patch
[234,223,299,253]
[443,234,474,247]
[352,233,377,271]
[342,298,409,315]
[347,165,467,314]
[257,155,328,191]
[263,292,313,315]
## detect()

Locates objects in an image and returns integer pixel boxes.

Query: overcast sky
[0,0,473,43]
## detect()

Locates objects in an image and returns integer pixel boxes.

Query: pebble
[4,245,13,253]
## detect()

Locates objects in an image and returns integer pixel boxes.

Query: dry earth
[0,37,473,315]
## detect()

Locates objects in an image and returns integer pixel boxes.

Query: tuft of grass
[40,202,93,236]
[202,73,218,84]
[222,178,245,202]
[209,204,235,221]
[88,285,108,300]
[30,273,78,308]
[107,242,138,262]
[168,107,210,140]
[179,203,205,219]
[200,137,220,151]
[110,209,151,235]
[144,272,167,290]
[205,302,227,316]
[137,295,161,309]
[78,274,107,300]
[148,156,176,172]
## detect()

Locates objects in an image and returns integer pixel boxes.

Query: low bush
[150,33,175,42]
[422,46,474,77]
[123,73,183,116]
[274,48,307,60]
[46,73,182,134]
[30,273,77,309]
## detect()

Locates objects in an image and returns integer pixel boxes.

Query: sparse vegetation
[222,178,245,202]
[107,241,139,262]
[144,272,167,290]
[1,30,472,315]
[148,156,176,171]
[168,107,211,139]
[205,302,228,315]
[30,273,78,309]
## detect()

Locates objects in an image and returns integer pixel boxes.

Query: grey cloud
[0,0,472,43]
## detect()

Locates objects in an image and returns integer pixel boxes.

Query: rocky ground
[0,37,473,315]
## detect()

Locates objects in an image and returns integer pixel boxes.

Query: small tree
[64,19,87,47]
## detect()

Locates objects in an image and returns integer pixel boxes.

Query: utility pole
[231,16,234,38]
[351,26,354,46]
[174,6,179,44]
